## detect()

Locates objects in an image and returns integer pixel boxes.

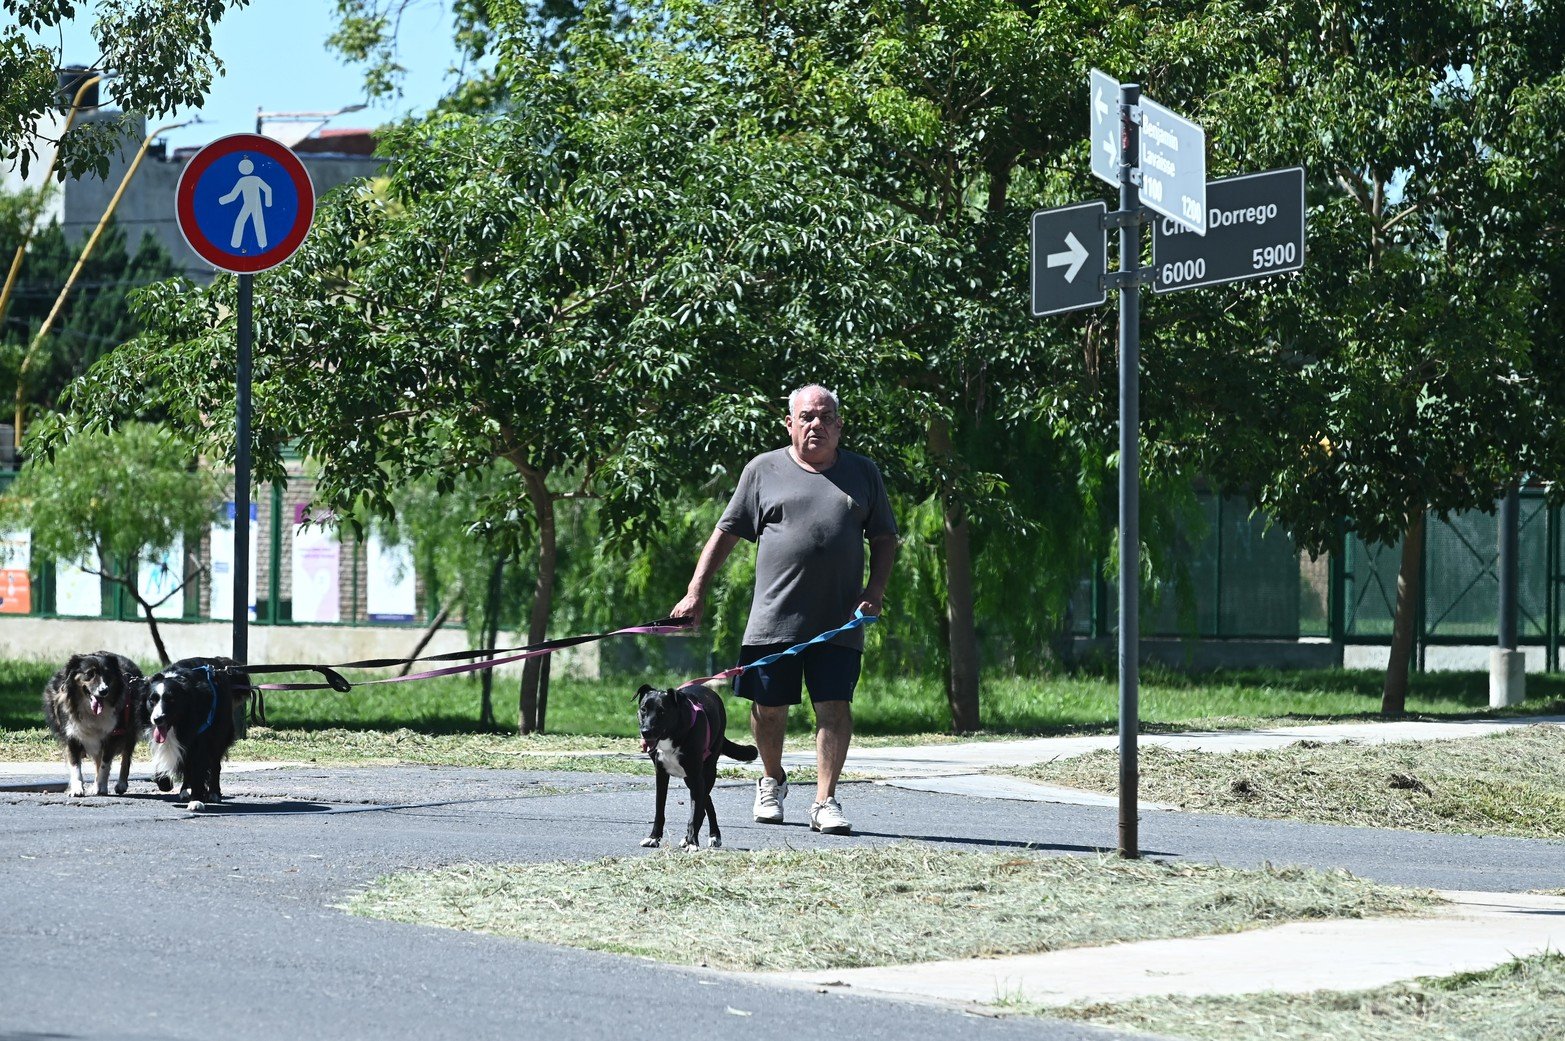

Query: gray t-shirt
[718,447,897,650]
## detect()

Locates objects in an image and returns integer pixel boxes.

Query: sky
[35,1,467,151]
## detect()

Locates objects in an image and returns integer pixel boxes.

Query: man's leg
[752,702,789,779]
[813,699,853,803]
[751,702,790,823]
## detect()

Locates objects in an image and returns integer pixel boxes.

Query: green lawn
[5,658,1561,744]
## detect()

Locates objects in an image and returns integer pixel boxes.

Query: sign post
[176,133,314,718]
[1034,73,1307,858]
[1113,82,1145,861]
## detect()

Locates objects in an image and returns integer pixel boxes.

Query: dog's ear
[636,684,654,701]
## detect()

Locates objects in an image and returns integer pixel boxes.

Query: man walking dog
[672,384,897,835]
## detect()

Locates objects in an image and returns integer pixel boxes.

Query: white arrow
[1101,135,1116,164]
[1095,87,1109,122]
[1047,232,1089,283]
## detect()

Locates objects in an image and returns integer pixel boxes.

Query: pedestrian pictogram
[219,158,274,249]
[176,134,314,274]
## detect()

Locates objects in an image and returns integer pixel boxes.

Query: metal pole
[1549,500,1559,672]
[234,274,253,666]
[1499,483,1518,650]
[1117,82,1141,860]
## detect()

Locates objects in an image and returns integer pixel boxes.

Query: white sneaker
[810,796,851,835]
[753,774,787,823]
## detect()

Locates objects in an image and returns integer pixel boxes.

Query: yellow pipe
[0,73,105,343]
[13,116,197,448]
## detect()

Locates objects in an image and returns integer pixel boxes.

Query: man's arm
[671,527,741,627]
[859,533,898,617]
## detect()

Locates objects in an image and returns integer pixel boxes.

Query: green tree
[45,15,929,732]
[375,465,527,727]
[1,214,179,423]
[0,422,221,664]
[1171,0,1563,712]
[2,0,251,180]
[691,0,1205,728]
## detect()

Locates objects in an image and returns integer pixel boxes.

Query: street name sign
[1031,201,1107,317]
[1152,167,1305,293]
[1089,68,1121,187]
[177,133,315,273]
[1138,94,1206,235]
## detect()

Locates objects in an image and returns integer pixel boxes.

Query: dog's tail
[721,739,758,762]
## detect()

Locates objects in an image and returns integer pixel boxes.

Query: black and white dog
[636,683,758,849]
[144,657,247,810]
[42,651,147,797]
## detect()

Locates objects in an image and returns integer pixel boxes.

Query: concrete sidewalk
[787,714,1565,809]
[763,890,1565,1010]
[757,715,1565,1015]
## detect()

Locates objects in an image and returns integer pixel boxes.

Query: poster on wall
[209,503,258,621]
[0,528,30,614]
[366,532,416,622]
[290,504,340,623]
[138,535,185,620]
[55,549,103,617]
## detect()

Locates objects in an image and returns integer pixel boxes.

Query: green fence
[9,463,1564,667]
[1076,489,1565,668]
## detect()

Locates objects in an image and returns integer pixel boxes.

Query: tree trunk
[943,505,981,732]
[400,590,457,676]
[1382,509,1425,715]
[479,560,503,728]
[124,581,173,667]
[928,416,981,731]
[516,468,557,735]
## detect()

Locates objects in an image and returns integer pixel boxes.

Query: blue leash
[683,610,879,687]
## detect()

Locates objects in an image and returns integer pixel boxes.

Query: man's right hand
[671,593,703,628]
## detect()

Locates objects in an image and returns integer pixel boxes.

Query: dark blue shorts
[732,643,863,707]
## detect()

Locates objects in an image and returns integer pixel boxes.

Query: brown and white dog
[636,683,758,849]
[42,652,147,797]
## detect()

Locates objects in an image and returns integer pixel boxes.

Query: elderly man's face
[786,388,843,467]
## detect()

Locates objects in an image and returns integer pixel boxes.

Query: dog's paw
[708,836,722,849]
[114,782,128,795]
[154,774,173,792]
[640,837,661,848]
[680,836,700,850]
[186,800,205,812]
[67,784,85,798]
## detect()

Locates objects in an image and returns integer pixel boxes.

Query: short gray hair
[787,384,840,415]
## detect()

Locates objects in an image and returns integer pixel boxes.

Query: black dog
[636,683,758,849]
[42,651,147,797]
[144,657,248,810]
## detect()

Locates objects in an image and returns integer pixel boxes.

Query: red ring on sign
[176,133,316,274]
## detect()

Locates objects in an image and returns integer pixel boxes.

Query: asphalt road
[2,766,1560,1041]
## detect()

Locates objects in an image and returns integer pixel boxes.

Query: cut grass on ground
[344,845,1437,972]
[4,657,1561,765]
[1004,726,1565,841]
[1040,952,1565,1041]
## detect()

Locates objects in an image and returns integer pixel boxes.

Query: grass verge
[1041,952,1565,1041]
[1003,726,1565,841]
[344,845,1437,972]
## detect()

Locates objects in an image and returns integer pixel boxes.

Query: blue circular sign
[177,134,315,273]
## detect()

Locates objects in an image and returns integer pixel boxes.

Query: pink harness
[686,697,719,761]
